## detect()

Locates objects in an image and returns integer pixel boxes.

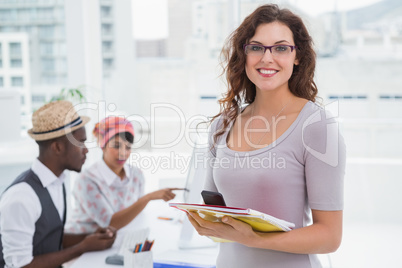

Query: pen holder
[124,249,153,268]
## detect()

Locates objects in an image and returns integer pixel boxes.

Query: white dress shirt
[0,158,66,268]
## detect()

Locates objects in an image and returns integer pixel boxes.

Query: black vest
[0,169,66,267]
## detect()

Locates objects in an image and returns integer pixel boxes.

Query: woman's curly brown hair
[211,4,317,145]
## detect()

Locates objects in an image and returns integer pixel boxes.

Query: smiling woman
[244,22,300,98]
[185,4,346,268]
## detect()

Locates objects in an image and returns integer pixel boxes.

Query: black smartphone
[201,190,226,206]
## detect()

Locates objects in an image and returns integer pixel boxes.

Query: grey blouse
[204,101,346,268]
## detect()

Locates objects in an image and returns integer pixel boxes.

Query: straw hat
[28,100,90,141]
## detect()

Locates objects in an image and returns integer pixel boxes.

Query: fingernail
[222,217,228,223]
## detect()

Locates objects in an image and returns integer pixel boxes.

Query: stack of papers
[169,203,295,243]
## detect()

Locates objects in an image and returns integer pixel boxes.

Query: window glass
[11,76,24,87]
[9,42,22,57]
[10,59,22,68]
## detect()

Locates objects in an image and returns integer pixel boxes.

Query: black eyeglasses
[243,44,298,57]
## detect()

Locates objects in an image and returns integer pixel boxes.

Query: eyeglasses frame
[243,44,298,56]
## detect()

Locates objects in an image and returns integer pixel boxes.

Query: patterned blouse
[65,159,145,234]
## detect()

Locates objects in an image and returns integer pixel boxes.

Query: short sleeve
[303,109,346,211]
[72,176,114,228]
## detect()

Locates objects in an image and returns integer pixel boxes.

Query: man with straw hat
[0,100,116,268]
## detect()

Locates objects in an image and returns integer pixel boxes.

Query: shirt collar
[31,158,66,188]
[98,159,130,186]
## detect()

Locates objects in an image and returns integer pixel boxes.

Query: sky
[131,0,382,39]
[132,0,168,39]
[290,0,381,15]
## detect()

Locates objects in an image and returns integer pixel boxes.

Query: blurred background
[0,0,401,267]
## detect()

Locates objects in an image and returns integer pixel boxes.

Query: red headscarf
[93,116,134,148]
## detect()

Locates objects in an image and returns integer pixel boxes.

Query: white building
[0,0,69,109]
[100,0,137,115]
[64,0,103,103]
[0,0,136,116]
[0,32,31,130]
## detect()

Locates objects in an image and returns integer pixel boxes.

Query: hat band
[32,117,83,134]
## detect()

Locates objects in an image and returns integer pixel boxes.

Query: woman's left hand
[186,211,259,245]
[147,188,183,201]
